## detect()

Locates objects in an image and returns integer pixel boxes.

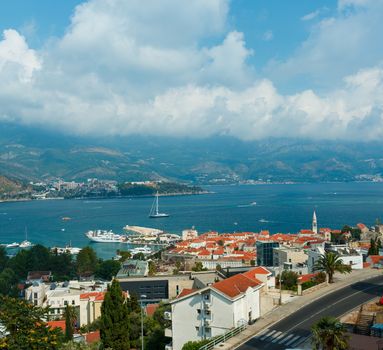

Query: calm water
[1,183,383,258]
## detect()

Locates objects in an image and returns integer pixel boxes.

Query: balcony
[165,343,173,350]
[164,328,172,337]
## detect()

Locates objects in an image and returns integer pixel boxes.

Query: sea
[1,182,383,259]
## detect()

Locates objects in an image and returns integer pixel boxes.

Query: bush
[182,339,211,350]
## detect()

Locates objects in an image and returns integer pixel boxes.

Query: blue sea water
[1,183,383,259]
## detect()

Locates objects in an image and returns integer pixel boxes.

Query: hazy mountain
[1,122,383,184]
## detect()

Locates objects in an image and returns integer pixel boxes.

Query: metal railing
[198,322,247,350]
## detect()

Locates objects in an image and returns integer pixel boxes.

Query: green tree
[192,261,207,272]
[0,246,8,270]
[127,293,140,313]
[0,295,64,349]
[278,270,298,291]
[100,279,130,349]
[96,259,121,280]
[311,316,349,350]
[132,252,146,261]
[182,339,211,350]
[145,327,167,350]
[0,268,18,296]
[64,305,77,341]
[313,252,351,283]
[148,260,156,276]
[27,244,50,271]
[76,246,98,277]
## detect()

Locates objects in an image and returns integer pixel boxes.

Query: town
[1,212,383,349]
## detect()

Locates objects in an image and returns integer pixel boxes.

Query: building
[116,259,148,278]
[256,241,279,266]
[167,269,264,350]
[272,246,308,268]
[307,245,363,273]
[79,292,105,326]
[182,228,198,241]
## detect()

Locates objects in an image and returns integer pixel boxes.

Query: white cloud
[0,0,383,142]
[301,10,320,21]
[262,30,273,41]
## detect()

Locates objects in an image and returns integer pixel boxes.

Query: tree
[64,305,77,341]
[0,295,64,349]
[0,268,18,296]
[100,279,130,349]
[148,260,156,276]
[192,261,207,272]
[76,246,98,277]
[311,316,349,350]
[313,252,351,283]
[278,270,298,291]
[0,246,8,271]
[133,252,146,261]
[96,259,121,280]
[182,339,211,350]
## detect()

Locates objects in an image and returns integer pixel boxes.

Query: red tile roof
[212,273,262,298]
[145,303,160,316]
[177,288,197,299]
[368,255,383,264]
[297,273,317,284]
[80,292,105,301]
[47,320,66,332]
[85,331,100,344]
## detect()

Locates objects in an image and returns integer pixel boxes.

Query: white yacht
[85,230,124,243]
[51,246,82,255]
[130,245,153,255]
[149,192,169,218]
[19,240,33,248]
[6,242,19,248]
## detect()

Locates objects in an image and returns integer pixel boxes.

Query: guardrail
[199,322,247,350]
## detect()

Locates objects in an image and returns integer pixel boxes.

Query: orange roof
[297,273,317,284]
[260,230,270,236]
[363,262,371,268]
[145,303,159,316]
[198,249,211,256]
[177,288,197,299]
[368,255,383,264]
[212,273,262,298]
[80,292,105,301]
[357,223,367,229]
[300,229,314,234]
[85,331,100,344]
[246,266,270,275]
[47,320,66,332]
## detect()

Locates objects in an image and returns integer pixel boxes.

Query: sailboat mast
[156,192,159,215]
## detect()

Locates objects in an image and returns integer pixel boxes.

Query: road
[237,275,383,350]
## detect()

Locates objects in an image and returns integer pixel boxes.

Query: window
[197,309,201,314]
[72,300,75,305]
[64,300,68,306]
[176,285,179,295]
[205,310,211,316]
[34,292,38,299]
[203,294,210,301]
[33,300,37,306]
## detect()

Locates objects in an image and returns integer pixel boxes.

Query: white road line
[260,329,276,341]
[271,331,285,343]
[278,333,294,345]
[268,331,282,342]
[290,335,310,348]
[285,335,301,347]
[255,328,269,338]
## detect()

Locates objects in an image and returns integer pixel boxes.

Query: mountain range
[1,122,383,185]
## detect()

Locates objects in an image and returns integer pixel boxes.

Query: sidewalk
[214,268,383,350]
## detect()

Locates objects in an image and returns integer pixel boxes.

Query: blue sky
[0,0,382,140]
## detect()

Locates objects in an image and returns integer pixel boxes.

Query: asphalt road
[237,275,383,350]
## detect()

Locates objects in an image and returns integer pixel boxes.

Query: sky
[0,0,382,140]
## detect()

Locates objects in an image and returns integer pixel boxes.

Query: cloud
[301,10,320,21]
[262,30,273,41]
[266,0,383,91]
[0,0,383,142]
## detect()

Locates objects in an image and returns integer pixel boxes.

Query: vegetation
[341,225,361,241]
[100,279,130,350]
[313,252,351,283]
[277,270,299,291]
[118,182,203,197]
[368,237,382,256]
[0,295,64,349]
[181,339,211,350]
[0,245,121,297]
[64,305,77,341]
[311,316,349,350]
[192,261,208,272]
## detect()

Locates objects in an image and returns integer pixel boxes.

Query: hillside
[1,123,383,184]
[0,175,23,195]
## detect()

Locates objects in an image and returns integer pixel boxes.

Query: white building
[182,228,198,241]
[308,245,363,273]
[167,268,265,350]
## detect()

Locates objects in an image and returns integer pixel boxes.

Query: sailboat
[19,226,33,248]
[149,192,169,218]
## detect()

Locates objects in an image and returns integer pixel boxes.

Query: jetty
[123,225,163,236]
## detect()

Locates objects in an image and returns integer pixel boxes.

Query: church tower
[312,210,318,234]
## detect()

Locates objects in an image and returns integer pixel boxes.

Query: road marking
[290,335,310,348]
[255,328,269,338]
[285,335,301,347]
[278,333,294,345]
[271,331,285,343]
[282,281,383,335]
[260,329,276,341]
[268,331,282,341]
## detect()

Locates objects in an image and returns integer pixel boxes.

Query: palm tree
[311,316,349,350]
[313,251,351,283]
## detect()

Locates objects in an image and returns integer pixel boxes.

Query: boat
[51,245,82,255]
[149,192,169,218]
[85,230,124,243]
[6,242,19,248]
[20,227,33,248]
[130,245,153,255]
